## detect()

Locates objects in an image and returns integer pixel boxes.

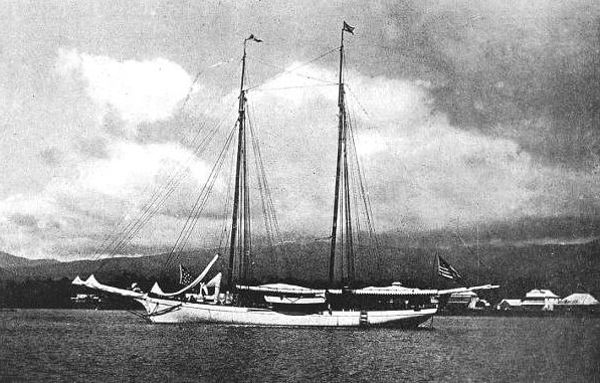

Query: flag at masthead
[246,34,263,43]
[343,21,355,34]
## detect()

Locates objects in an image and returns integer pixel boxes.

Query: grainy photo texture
[1,1,599,381]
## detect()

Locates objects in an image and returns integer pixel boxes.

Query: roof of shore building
[559,293,599,305]
[497,299,522,306]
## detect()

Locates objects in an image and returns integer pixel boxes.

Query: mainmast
[227,35,261,289]
[329,22,355,285]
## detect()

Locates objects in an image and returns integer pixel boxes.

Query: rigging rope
[347,112,379,243]
[345,104,382,277]
[246,104,282,249]
[101,114,226,251]
[218,139,236,253]
[250,57,337,86]
[246,46,339,92]
[93,121,216,270]
[252,84,337,92]
[105,123,218,255]
[90,65,224,263]
[93,100,237,273]
[162,122,238,269]
[345,85,374,122]
[248,103,282,239]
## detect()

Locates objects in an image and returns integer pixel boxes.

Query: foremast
[329,22,355,285]
[227,35,261,289]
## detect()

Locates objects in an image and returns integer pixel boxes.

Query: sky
[1,0,599,260]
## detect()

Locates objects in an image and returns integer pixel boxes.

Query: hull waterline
[135,297,437,328]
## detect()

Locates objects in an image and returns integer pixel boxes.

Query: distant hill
[0,251,58,269]
[2,236,599,303]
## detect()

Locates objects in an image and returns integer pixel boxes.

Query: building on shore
[520,289,560,311]
[555,293,599,314]
[496,299,522,311]
[496,290,600,313]
[496,289,560,311]
[444,291,490,312]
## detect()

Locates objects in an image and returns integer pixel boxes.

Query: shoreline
[3,307,599,318]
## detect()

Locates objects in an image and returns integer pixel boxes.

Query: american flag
[179,265,194,286]
[437,255,463,281]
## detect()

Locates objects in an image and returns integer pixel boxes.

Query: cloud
[0,139,217,259]
[241,63,600,233]
[72,140,210,199]
[56,48,193,127]
[2,5,599,261]
[380,0,600,169]
[0,47,232,259]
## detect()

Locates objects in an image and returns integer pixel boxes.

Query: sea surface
[0,310,598,382]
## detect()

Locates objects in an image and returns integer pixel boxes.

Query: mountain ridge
[0,251,59,269]
[1,237,598,301]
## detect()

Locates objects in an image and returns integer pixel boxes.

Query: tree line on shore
[0,235,598,308]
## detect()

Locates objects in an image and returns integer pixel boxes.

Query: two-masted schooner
[74,23,498,327]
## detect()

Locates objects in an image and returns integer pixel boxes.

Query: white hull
[135,297,437,328]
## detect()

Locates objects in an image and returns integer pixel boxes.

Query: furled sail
[202,272,222,300]
[150,254,219,297]
[205,272,222,288]
[76,274,145,299]
[437,284,500,295]
[236,283,326,295]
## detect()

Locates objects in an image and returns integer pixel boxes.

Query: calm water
[0,310,598,382]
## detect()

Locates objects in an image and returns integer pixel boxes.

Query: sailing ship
[73,23,498,327]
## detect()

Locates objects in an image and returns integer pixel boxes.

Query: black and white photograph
[1,1,599,381]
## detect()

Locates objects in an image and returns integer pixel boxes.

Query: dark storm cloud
[378,1,600,169]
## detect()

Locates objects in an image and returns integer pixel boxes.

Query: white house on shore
[446,291,490,311]
[496,290,599,312]
[448,291,478,308]
[496,289,560,311]
[556,293,599,313]
[520,289,560,311]
[558,293,599,306]
[496,299,522,311]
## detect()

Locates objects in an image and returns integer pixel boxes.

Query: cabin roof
[450,291,478,298]
[524,289,559,299]
[238,284,439,296]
